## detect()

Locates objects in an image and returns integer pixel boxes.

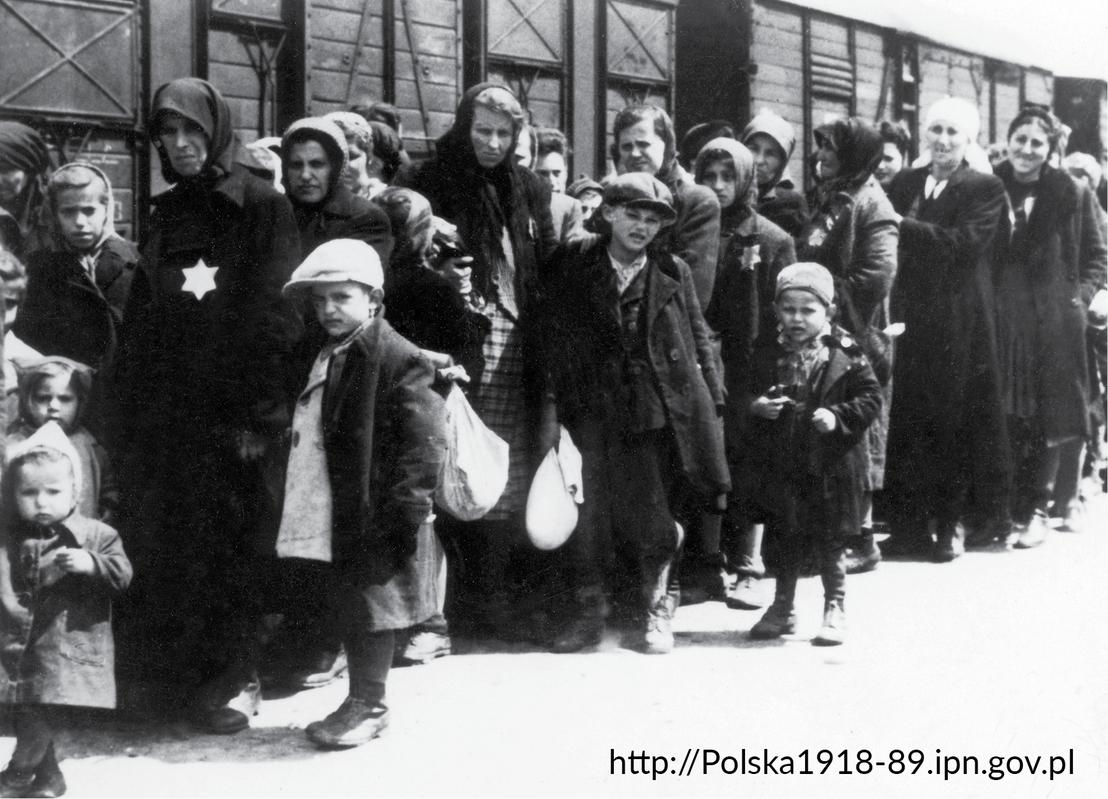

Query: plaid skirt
[472,303,530,520]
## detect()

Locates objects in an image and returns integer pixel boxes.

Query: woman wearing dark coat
[798,117,899,572]
[0,121,51,258]
[883,97,1011,562]
[109,78,302,730]
[992,108,1107,548]
[280,116,393,266]
[395,83,557,636]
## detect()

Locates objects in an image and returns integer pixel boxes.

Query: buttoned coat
[733,328,882,539]
[0,512,132,708]
[317,317,447,629]
[540,241,730,498]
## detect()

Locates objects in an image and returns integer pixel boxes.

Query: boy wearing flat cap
[734,262,881,646]
[537,173,729,654]
[278,239,446,748]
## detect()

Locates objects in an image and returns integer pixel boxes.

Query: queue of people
[0,76,1105,797]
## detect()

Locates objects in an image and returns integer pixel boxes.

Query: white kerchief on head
[924,97,981,145]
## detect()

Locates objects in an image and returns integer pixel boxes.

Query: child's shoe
[749,602,797,639]
[0,765,35,799]
[642,591,677,654]
[305,697,389,748]
[725,575,764,610]
[811,601,845,646]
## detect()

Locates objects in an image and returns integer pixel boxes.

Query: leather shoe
[0,766,35,798]
[725,575,764,610]
[1014,510,1049,549]
[306,698,389,748]
[27,745,65,798]
[845,532,881,574]
[749,602,797,639]
[294,648,347,689]
[193,677,260,734]
[933,522,965,562]
[811,602,845,646]
[396,632,452,665]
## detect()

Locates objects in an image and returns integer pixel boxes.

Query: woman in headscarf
[883,96,1011,562]
[611,104,721,309]
[396,83,557,637]
[109,78,302,732]
[0,121,51,257]
[696,137,795,607]
[992,107,1106,547]
[740,111,810,240]
[798,117,899,573]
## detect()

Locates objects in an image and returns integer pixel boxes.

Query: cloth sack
[525,425,584,550]
[437,384,510,520]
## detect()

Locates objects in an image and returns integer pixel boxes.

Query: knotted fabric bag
[437,385,510,520]
[526,425,584,550]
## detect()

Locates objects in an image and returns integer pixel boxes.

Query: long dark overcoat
[884,164,1011,523]
[992,161,1107,443]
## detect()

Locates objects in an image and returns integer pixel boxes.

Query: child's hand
[55,548,96,576]
[751,396,791,419]
[811,408,837,433]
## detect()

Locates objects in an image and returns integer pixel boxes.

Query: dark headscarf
[0,121,50,247]
[149,78,237,183]
[428,82,528,302]
[813,117,883,194]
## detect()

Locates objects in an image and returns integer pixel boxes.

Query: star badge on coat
[181,258,219,300]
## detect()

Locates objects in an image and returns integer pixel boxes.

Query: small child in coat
[6,357,117,524]
[15,162,136,372]
[0,422,133,797]
[735,263,881,645]
[278,239,446,748]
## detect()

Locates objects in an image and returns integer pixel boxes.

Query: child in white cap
[735,262,881,645]
[279,238,446,748]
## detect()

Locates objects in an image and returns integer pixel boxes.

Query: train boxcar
[2,0,1099,242]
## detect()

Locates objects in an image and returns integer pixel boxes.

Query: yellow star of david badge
[181,258,219,300]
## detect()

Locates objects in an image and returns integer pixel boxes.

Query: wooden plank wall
[306,0,461,156]
[748,2,806,189]
[917,44,989,146]
[209,28,274,145]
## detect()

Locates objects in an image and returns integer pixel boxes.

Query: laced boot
[642,528,682,655]
[749,574,797,639]
[811,599,846,646]
[305,697,389,748]
[551,585,609,653]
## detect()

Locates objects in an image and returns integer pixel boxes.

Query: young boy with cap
[734,262,881,645]
[538,173,729,654]
[279,239,446,747]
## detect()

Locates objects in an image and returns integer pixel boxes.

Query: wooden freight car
[0,0,1080,241]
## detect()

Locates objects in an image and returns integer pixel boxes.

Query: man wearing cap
[279,238,445,748]
[537,173,729,654]
[281,117,393,266]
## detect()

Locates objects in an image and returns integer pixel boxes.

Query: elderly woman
[992,108,1107,547]
[110,78,301,730]
[696,137,795,607]
[798,117,899,573]
[883,97,1010,562]
[397,83,556,637]
[0,122,51,257]
[612,104,721,309]
[740,111,809,240]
